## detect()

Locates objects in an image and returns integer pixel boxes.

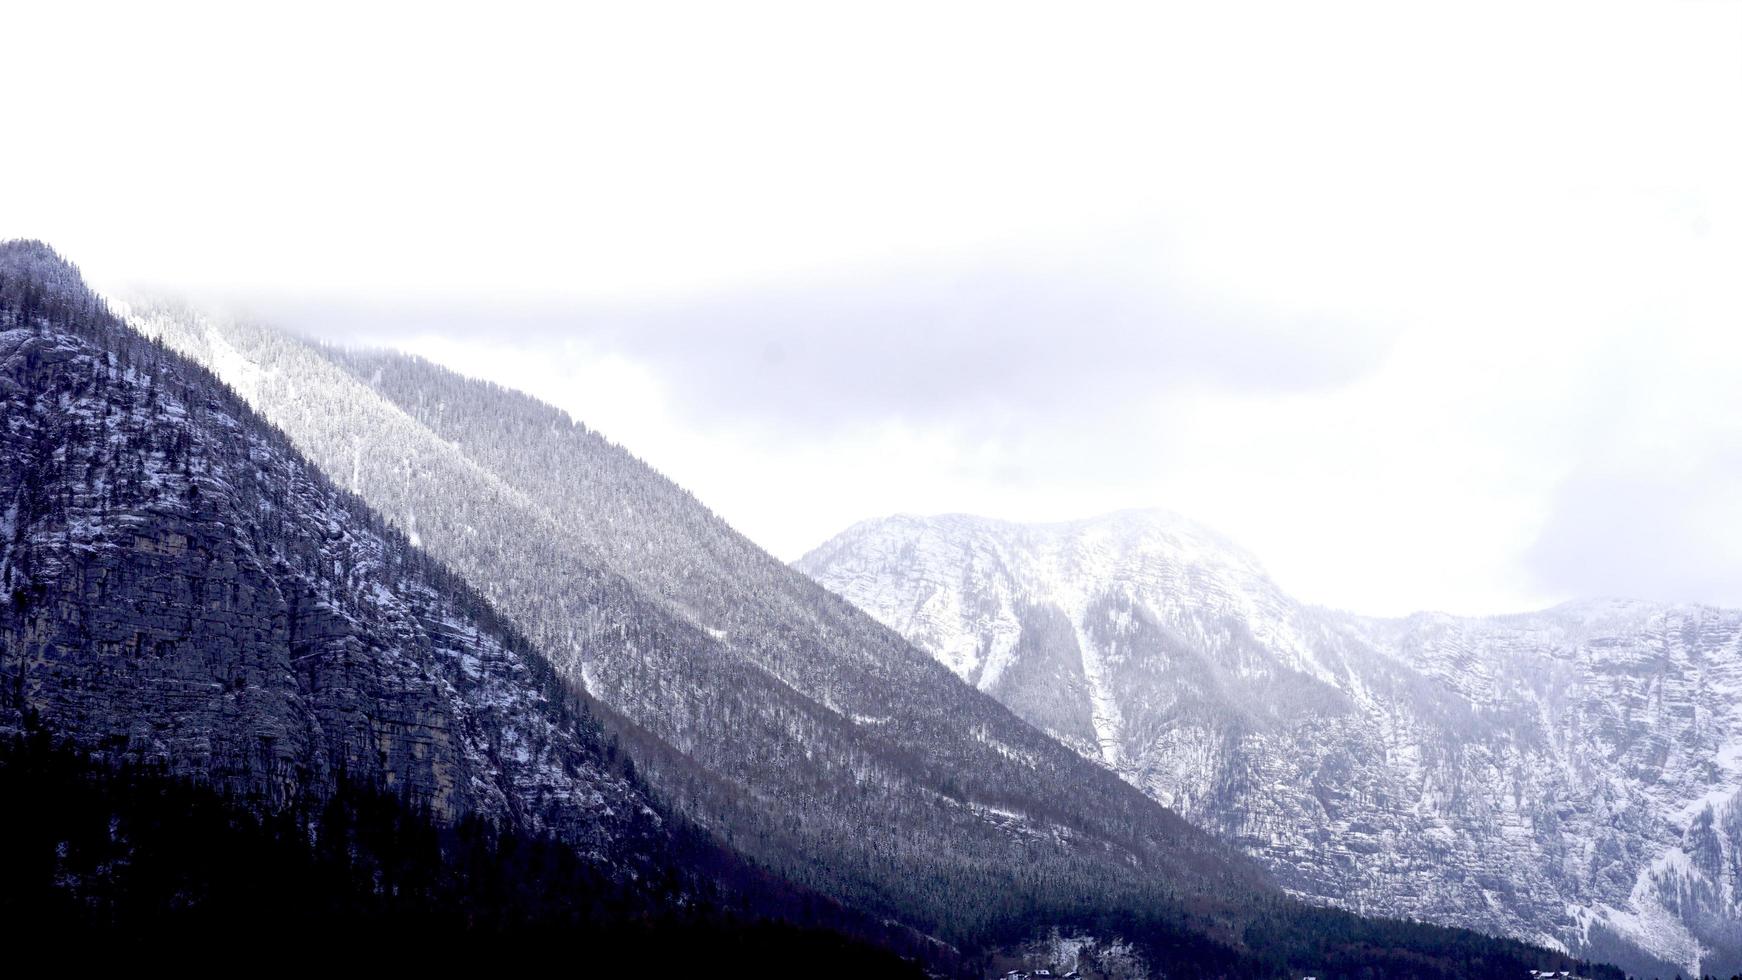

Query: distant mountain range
[799,509,1742,978]
[0,239,1628,977]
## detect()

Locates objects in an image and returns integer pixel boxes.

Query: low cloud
[1526,457,1742,609]
[257,241,1396,441]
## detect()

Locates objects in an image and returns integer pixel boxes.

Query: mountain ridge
[799,507,1742,978]
[110,288,1616,977]
[0,240,949,971]
[120,294,1277,958]
[0,239,664,869]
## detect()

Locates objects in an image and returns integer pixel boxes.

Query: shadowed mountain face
[114,294,1619,977]
[0,241,665,869]
[798,510,1742,978]
[0,243,967,970]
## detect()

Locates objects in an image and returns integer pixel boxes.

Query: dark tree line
[0,726,934,975]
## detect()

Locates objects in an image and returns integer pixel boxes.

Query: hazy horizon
[8,1,1741,617]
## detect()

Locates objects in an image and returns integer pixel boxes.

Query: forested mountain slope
[0,240,933,969]
[0,731,928,974]
[123,298,1255,949]
[1,247,655,858]
[122,294,1618,978]
[799,510,1742,978]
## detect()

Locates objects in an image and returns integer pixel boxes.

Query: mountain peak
[802,506,1742,978]
[806,507,1279,608]
[0,238,87,291]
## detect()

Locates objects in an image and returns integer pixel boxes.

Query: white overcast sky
[5,1,1740,616]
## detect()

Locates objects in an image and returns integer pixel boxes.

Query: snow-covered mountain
[798,510,1742,978]
[0,242,978,969]
[110,295,1614,978]
[116,298,1269,962]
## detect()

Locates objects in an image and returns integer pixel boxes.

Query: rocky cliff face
[799,510,1742,978]
[0,242,663,868]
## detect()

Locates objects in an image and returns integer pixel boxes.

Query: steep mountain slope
[799,510,1742,978]
[0,242,939,970]
[118,297,1612,977]
[1,248,658,864]
[121,300,1254,944]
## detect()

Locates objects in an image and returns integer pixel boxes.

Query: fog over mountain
[11,3,1741,617]
[5,2,1740,975]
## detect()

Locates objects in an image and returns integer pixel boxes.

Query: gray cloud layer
[259,244,1396,438]
[227,241,1741,615]
[1526,456,1742,608]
